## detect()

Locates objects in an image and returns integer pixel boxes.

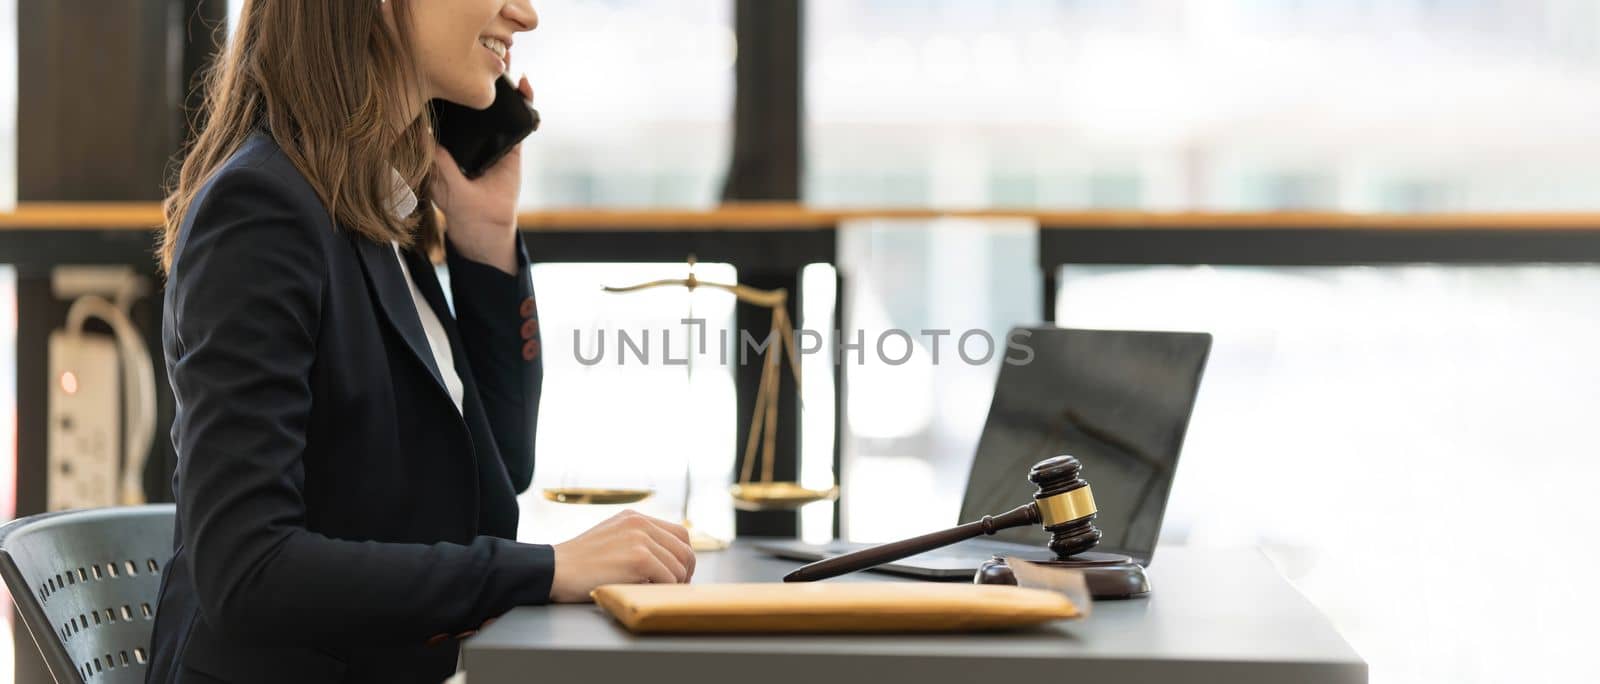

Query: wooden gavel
[783,455,1101,582]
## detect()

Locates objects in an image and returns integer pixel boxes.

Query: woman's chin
[440,84,497,111]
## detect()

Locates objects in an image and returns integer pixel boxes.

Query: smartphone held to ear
[431,75,540,179]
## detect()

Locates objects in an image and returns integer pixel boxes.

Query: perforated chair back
[0,505,176,683]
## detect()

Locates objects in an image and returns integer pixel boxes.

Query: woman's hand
[428,74,534,275]
[549,510,697,603]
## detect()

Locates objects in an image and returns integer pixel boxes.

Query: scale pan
[728,482,840,511]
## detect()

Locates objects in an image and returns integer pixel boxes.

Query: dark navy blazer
[146,130,550,684]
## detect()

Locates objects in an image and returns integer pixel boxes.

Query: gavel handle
[782,502,1041,582]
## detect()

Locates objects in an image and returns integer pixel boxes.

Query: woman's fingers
[636,517,695,580]
[645,516,691,547]
[430,143,466,189]
[517,74,534,102]
[552,512,699,602]
[639,533,689,583]
[635,546,679,585]
[613,512,694,582]
[658,520,696,579]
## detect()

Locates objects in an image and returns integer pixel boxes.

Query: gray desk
[463,544,1366,684]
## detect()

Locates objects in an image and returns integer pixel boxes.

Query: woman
[149,1,695,682]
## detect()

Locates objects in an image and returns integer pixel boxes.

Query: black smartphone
[431,75,540,179]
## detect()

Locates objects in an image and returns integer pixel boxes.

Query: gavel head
[1029,455,1102,558]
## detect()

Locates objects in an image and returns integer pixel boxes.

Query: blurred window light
[836,218,1039,542]
[521,263,738,545]
[799,263,839,544]
[510,0,734,208]
[226,0,733,209]
[807,0,1600,211]
[1,0,15,209]
[1057,263,1600,684]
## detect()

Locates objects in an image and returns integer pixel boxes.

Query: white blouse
[388,169,465,415]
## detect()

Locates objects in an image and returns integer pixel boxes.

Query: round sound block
[974,552,1150,600]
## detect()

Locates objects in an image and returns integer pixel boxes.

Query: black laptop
[757,326,1212,579]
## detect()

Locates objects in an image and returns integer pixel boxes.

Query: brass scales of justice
[542,256,839,551]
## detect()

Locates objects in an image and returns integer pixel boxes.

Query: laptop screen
[957,327,1211,565]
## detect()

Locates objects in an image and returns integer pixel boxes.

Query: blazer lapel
[398,245,482,410]
[399,246,468,376]
[399,245,511,529]
[351,236,451,400]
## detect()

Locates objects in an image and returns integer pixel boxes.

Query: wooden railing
[8,202,1600,231]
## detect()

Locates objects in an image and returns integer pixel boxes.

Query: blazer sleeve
[167,166,555,648]
[445,236,541,493]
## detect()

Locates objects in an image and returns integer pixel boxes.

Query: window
[1057,263,1600,684]
[228,0,735,208]
[807,0,1600,211]
[519,263,739,545]
[1,0,16,209]
[512,0,734,207]
[835,218,1039,542]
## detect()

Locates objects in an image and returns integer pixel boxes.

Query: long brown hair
[159,0,439,273]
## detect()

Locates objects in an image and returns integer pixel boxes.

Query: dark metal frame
[1039,224,1600,322]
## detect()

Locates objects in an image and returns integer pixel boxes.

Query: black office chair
[0,505,175,683]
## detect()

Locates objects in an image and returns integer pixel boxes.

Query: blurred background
[6,0,1600,682]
